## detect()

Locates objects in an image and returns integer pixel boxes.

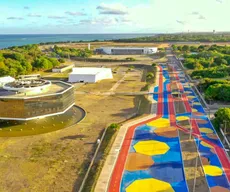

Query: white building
[95,47,158,55]
[0,76,15,87]
[52,64,74,73]
[68,68,113,83]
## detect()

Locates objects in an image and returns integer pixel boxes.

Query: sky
[0,0,230,34]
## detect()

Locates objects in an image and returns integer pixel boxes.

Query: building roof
[0,76,15,84]
[0,81,73,99]
[70,67,111,75]
[100,47,157,50]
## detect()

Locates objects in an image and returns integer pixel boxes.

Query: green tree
[213,108,230,131]
[59,58,65,63]
[146,72,154,80]
[182,45,190,52]
[190,46,198,52]
[0,62,8,76]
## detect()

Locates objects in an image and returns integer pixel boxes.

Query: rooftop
[100,47,157,50]
[53,64,74,69]
[0,81,72,99]
[70,67,111,75]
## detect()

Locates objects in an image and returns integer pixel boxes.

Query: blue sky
[0,0,229,34]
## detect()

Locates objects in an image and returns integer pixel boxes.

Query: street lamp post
[193,138,200,192]
[189,100,195,140]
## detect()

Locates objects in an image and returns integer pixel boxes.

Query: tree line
[0,44,61,77]
[114,33,230,42]
[197,78,230,102]
[53,45,93,58]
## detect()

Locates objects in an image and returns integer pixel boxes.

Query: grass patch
[141,63,157,91]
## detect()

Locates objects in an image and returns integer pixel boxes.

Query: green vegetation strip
[141,63,157,91]
[80,123,120,192]
[114,33,230,42]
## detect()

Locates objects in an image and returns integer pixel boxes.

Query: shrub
[146,72,154,80]
[213,108,230,131]
[125,57,136,61]
[108,123,120,132]
[152,63,157,67]
[59,58,65,63]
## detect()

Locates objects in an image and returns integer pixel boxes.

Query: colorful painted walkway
[107,62,230,192]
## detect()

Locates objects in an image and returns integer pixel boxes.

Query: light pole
[208,107,211,120]
[193,138,200,192]
[189,100,195,140]
[188,116,192,140]
[223,120,228,134]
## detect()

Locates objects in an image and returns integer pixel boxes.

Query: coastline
[0,33,155,49]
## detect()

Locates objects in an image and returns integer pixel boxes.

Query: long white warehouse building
[95,47,158,55]
[68,68,113,83]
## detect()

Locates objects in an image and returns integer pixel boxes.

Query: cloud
[118,17,132,24]
[80,17,119,25]
[216,0,223,3]
[65,11,86,16]
[79,19,92,24]
[97,3,128,15]
[191,11,199,15]
[48,16,66,19]
[176,20,186,25]
[79,16,133,26]
[57,18,76,24]
[99,10,127,15]
[198,15,206,20]
[24,6,30,10]
[27,13,42,18]
[7,17,24,20]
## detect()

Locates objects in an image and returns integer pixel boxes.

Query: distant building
[0,76,15,88]
[18,74,41,80]
[68,67,113,83]
[52,64,74,73]
[95,47,158,55]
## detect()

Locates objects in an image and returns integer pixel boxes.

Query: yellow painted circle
[147,118,170,128]
[134,140,170,156]
[200,128,213,134]
[187,96,195,99]
[193,102,201,105]
[176,116,189,121]
[172,91,180,94]
[200,141,213,148]
[192,108,198,112]
[126,178,175,192]
[203,165,223,176]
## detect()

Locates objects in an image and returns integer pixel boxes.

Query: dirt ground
[40,41,169,50]
[0,65,147,192]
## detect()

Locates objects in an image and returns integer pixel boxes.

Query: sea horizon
[0,33,156,49]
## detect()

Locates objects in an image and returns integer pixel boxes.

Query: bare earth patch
[0,64,148,192]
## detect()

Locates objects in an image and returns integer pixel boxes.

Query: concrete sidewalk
[94,114,156,192]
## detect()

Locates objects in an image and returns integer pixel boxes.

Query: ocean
[0,34,155,49]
